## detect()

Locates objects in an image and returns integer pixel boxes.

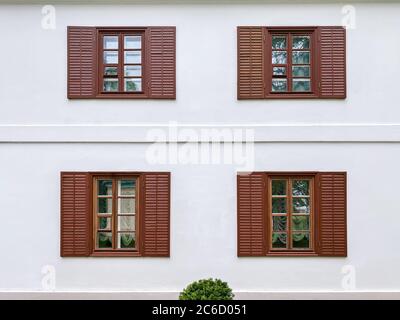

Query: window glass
[270,178,313,251]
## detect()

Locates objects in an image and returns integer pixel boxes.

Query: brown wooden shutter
[67,26,97,99]
[318,27,346,99]
[318,172,347,257]
[237,172,266,256]
[142,173,170,256]
[237,27,265,99]
[60,172,90,257]
[147,27,176,99]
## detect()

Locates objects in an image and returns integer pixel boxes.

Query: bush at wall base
[179,278,234,300]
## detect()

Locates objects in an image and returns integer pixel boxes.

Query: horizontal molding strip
[1,290,400,300]
[1,124,400,142]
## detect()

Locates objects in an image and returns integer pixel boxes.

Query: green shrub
[179,278,234,300]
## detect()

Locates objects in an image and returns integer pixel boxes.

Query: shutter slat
[67,26,96,99]
[60,172,90,257]
[148,27,176,99]
[237,27,265,99]
[237,173,265,256]
[318,172,347,257]
[142,173,171,257]
[319,27,346,98]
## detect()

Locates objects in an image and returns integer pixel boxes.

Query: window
[269,33,314,94]
[67,26,176,99]
[94,176,138,252]
[237,26,346,99]
[60,172,170,257]
[101,32,144,94]
[237,172,347,257]
[269,176,314,253]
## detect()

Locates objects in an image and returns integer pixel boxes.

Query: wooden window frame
[265,172,318,257]
[91,172,142,257]
[265,27,318,99]
[96,27,148,99]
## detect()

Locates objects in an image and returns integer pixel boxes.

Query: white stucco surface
[0,142,399,291]
[0,2,400,295]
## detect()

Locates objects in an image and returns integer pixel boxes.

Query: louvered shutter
[67,26,96,99]
[60,172,90,257]
[318,172,347,257]
[147,27,176,99]
[237,27,265,99]
[142,173,170,256]
[237,173,266,256]
[318,27,346,98]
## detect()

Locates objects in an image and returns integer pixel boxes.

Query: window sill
[265,251,318,257]
[91,251,142,257]
[264,93,319,99]
[95,93,149,99]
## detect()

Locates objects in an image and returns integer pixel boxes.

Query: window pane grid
[270,32,312,93]
[270,177,313,251]
[101,32,143,93]
[94,177,138,251]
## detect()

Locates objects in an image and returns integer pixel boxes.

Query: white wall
[0,2,400,294]
[0,3,399,125]
[0,142,399,292]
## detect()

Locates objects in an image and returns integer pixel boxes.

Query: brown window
[60,172,170,257]
[68,26,176,99]
[94,175,138,252]
[237,26,346,99]
[237,172,347,257]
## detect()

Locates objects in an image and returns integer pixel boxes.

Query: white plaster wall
[0,142,399,292]
[0,3,398,125]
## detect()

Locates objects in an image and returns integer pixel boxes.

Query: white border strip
[1,124,400,142]
[1,290,400,300]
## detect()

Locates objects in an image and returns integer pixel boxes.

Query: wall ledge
[1,124,400,143]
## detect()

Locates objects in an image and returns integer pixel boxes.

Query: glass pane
[292,66,310,77]
[103,36,118,49]
[98,180,112,196]
[118,216,135,231]
[98,198,112,214]
[292,51,310,64]
[103,51,118,64]
[272,36,286,49]
[273,216,287,232]
[272,233,287,248]
[97,232,112,248]
[98,217,111,230]
[272,51,287,64]
[124,51,141,64]
[292,233,310,248]
[272,180,286,195]
[118,198,135,214]
[292,79,311,92]
[292,216,309,231]
[103,79,119,92]
[104,67,118,76]
[292,198,310,214]
[118,179,136,196]
[271,79,287,92]
[124,65,142,77]
[124,78,142,92]
[272,198,287,214]
[118,232,136,249]
[124,36,141,49]
[272,67,286,76]
[292,180,310,196]
[292,36,310,49]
